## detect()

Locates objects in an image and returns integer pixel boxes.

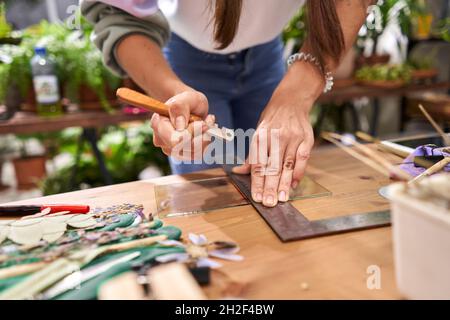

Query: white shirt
[99,0,305,53]
[161,0,305,53]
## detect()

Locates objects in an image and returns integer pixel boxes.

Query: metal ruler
[224,166,391,242]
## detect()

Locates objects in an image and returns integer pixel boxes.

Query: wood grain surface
[1,145,405,299]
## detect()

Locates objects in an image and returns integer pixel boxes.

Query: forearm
[279,0,371,105]
[117,34,192,101]
[327,0,372,70]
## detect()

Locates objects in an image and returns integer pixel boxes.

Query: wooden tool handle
[418,104,450,147]
[411,157,450,183]
[117,87,202,122]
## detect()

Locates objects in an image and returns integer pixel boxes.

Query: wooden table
[2,145,404,299]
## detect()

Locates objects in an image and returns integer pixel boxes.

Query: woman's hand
[233,62,322,207]
[150,90,215,160]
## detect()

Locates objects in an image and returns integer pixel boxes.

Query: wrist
[279,61,325,105]
[146,80,193,102]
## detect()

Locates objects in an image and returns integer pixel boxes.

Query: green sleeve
[80,0,171,77]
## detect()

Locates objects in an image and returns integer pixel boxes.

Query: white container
[389,181,450,299]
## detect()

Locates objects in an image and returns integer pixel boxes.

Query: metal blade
[206,124,234,142]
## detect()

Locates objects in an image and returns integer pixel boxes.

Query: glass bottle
[31,46,63,116]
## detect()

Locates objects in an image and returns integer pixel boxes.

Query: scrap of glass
[155,176,331,218]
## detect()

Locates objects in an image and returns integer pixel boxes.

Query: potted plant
[355,63,413,88]
[0,2,21,45]
[0,44,34,111]
[0,3,11,37]
[61,33,121,113]
[357,0,412,66]
[409,0,433,40]
[436,18,450,42]
[24,20,120,113]
[0,3,11,39]
[1,19,121,114]
[34,17,121,113]
[11,134,47,189]
[407,56,438,83]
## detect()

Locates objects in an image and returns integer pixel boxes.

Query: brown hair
[212,0,345,70]
[212,0,244,50]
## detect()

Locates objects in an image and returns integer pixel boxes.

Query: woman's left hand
[232,81,316,207]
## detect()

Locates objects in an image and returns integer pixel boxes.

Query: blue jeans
[163,33,285,174]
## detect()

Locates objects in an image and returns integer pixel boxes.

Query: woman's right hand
[150,90,215,160]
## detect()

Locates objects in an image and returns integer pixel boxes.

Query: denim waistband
[168,32,282,63]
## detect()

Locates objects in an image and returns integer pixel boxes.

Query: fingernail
[265,196,275,206]
[292,181,299,189]
[256,193,263,202]
[175,116,186,131]
[278,191,287,202]
[151,113,159,122]
[206,114,215,126]
[232,166,241,174]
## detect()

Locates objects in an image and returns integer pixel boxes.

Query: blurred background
[0,0,449,202]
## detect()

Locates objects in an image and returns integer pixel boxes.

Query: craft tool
[322,133,391,177]
[326,132,411,181]
[418,104,450,146]
[379,140,414,158]
[224,166,391,242]
[356,131,410,158]
[410,157,450,183]
[0,204,90,216]
[117,88,234,142]
[322,132,411,181]
[413,155,445,169]
[39,251,141,300]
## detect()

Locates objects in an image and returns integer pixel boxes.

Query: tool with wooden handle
[410,156,450,183]
[117,88,234,141]
[418,104,450,147]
